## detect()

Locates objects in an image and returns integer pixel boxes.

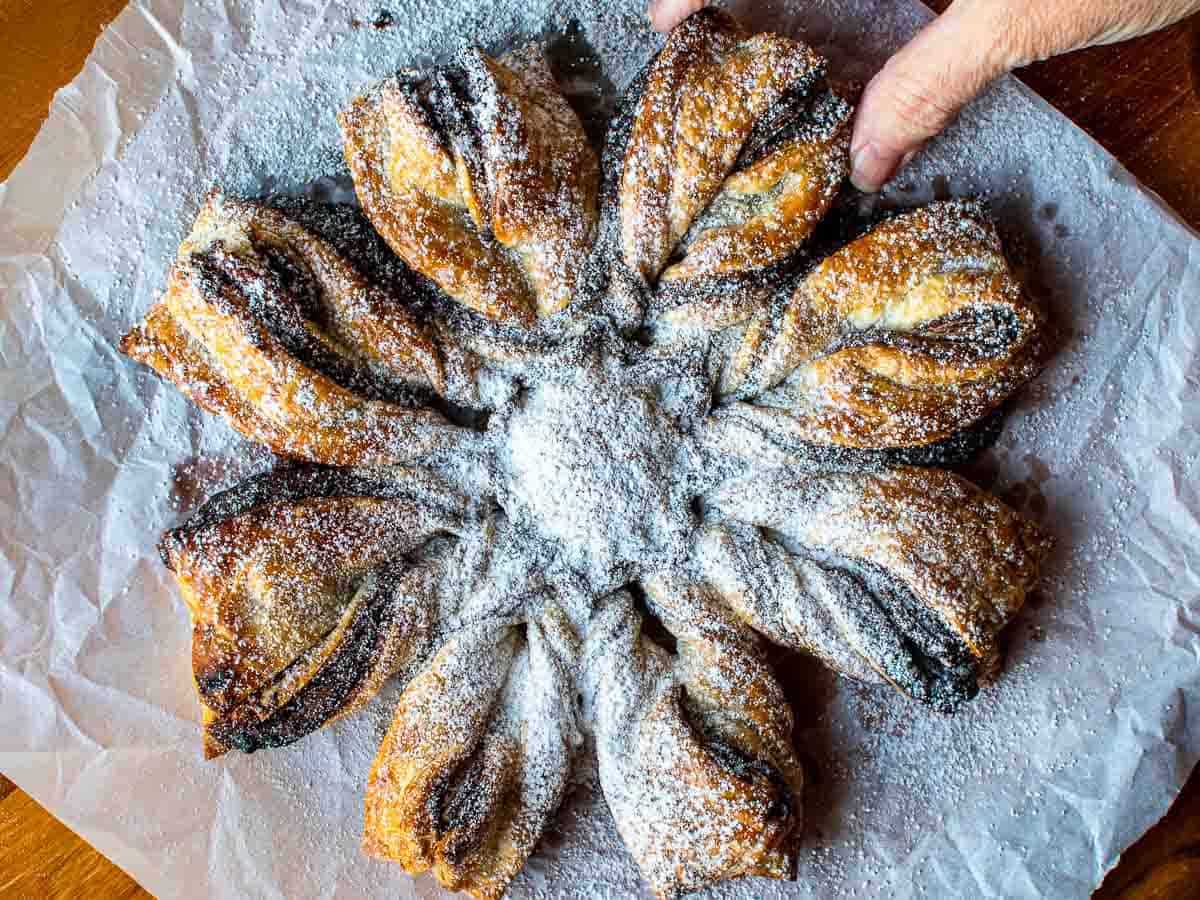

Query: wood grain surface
[1,2,1198,899]
[0,774,149,898]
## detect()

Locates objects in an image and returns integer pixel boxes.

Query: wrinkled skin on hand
[647,0,1200,191]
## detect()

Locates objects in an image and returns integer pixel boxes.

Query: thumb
[850,2,1014,192]
[648,0,706,32]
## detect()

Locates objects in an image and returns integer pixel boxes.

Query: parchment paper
[2,1,1199,897]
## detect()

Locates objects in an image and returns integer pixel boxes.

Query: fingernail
[850,142,898,193]
[647,0,677,32]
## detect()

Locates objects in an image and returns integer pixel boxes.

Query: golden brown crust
[339,46,599,327]
[586,588,804,899]
[659,112,849,287]
[710,465,1053,664]
[119,193,466,466]
[161,490,459,758]
[220,196,445,389]
[804,466,1052,659]
[121,301,297,455]
[615,9,848,324]
[363,625,519,892]
[722,200,1050,448]
[619,9,744,282]
[364,613,577,900]
[341,84,538,327]
[486,46,601,317]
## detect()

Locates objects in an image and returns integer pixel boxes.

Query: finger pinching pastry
[123,8,1056,899]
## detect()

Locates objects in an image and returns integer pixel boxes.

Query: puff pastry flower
[124,8,1057,899]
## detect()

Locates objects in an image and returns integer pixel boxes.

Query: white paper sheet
[2,1,1199,897]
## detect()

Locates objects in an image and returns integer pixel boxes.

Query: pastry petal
[363,609,578,900]
[721,200,1049,447]
[707,465,1053,708]
[585,587,803,899]
[158,465,465,757]
[608,9,848,323]
[699,396,1007,471]
[340,45,599,326]
[120,193,469,465]
[694,522,981,709]
[694,523,884,685]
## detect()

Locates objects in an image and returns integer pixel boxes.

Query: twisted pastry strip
[693,524,885,686]
[158,465,464,757]
[340,45,599,327]
[121,193,468,465]
[609,8,851,325]
[585,588,804,899]
[699,394,1008,472]
[707,465,1052,708]
[363,608,578,900]
[721,200,1049,448]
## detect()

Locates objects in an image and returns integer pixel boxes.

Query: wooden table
[1,2,1198,898]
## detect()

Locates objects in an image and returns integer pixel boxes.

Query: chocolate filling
[435,743,512,866]
[265,197,442,311]
[209,560,416,753]
[189,244,425,406]
[678,688,797,824]
[809,553,980,713]
[595,60,654,319]
[428,59,496,232]
[717,401,1006,472]
[826,303,1031,366]
[159,464,438,567]
[598,61,650,217]
[652,186,866,314]
[732,79,838,174]
[256,243,323,325]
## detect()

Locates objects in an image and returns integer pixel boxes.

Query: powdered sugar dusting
[13,1,1199,899]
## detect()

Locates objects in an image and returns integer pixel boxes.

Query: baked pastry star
[124,9,1056,899]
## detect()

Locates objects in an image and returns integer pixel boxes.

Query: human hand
[647,0,1200,191]
[648,0,705,32]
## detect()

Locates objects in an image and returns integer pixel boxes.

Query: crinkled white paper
[2,1,1199,897]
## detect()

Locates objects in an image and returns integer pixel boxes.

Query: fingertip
[648,0,704,33]
[849,142,900,194]
[847,7,1003,192]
